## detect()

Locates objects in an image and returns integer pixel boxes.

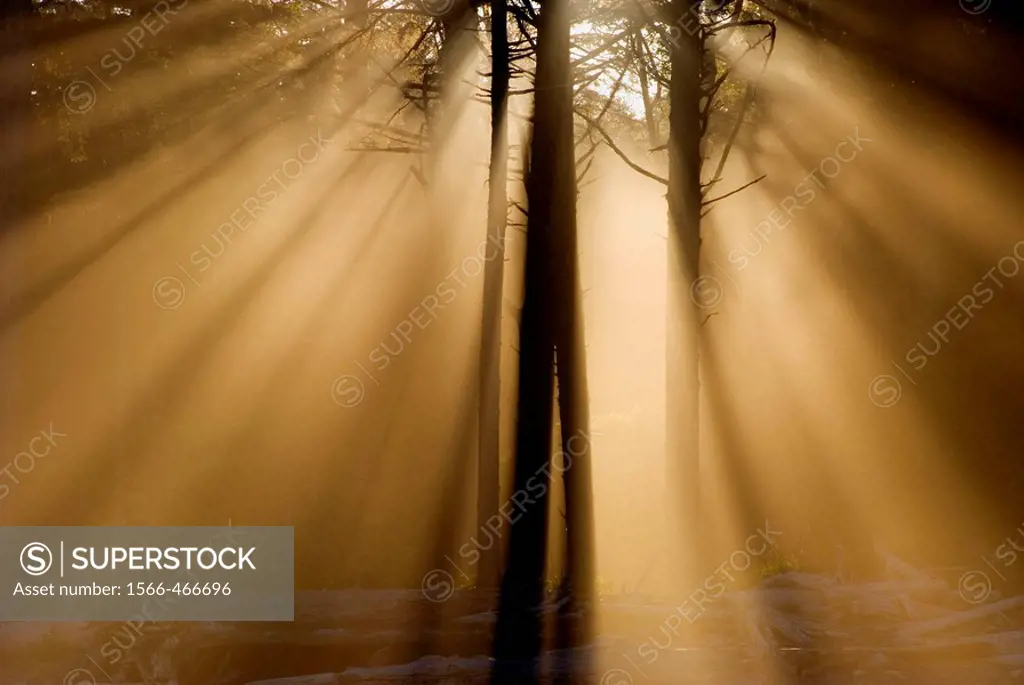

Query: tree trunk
[549,8,594,665]
[0,0,33,232]
[553,263,596,663]
[490,0,570,677]
[666,0,704,593]
[0,0,33,21]
[489,149,555,684]
[634,32,662,150]
[476,0,509,590]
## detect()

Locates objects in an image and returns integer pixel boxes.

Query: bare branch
[575,110,668,186]
[701,174,765,207]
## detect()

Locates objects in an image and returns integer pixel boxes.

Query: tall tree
[476,0,509,589]
[491,0,576,677]
[552,207,596,666]
[551,5,595,659]
[666,0,705,591]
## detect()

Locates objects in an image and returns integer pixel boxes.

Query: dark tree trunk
[1,0,33,231]
[490,0,572,677]
[549,2,594,663]
[0,0,33,21]
[666,0,704,592]
[489,143,555,683]
[476,0,509,590]
[553,272,596,667]
[634,32,662,150]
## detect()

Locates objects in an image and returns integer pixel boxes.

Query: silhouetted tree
[491,0,573,678]
[477,0,509,589]
[666,0,704,590]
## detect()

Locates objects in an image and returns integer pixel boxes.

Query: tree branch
[574,110,668,186]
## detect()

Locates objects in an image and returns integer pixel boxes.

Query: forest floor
[1,563,1022,685]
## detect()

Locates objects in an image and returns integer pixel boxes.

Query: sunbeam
[1,0,1023,683]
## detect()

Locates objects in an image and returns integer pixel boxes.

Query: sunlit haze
[1,0,1023,682]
